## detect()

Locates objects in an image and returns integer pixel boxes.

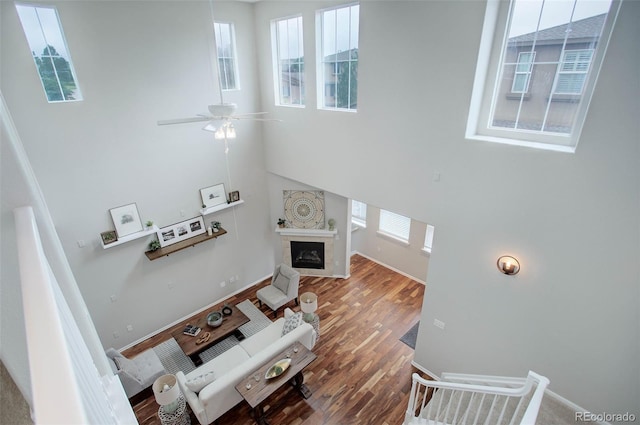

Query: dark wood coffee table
[172,304,249,365]
[235,341,317,425]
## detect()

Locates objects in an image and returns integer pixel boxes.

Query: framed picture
[109,203,143,237]
[100,230,118,245]
[157,216,206,247]
[229,190,240,203]
[200,183,226,209]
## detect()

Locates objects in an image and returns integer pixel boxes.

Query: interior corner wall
[253,0,640,417]
[1,1,274,350]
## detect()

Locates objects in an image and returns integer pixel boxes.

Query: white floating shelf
[101,225,159,249]
[200,199,245,216]
[275,227,337,237]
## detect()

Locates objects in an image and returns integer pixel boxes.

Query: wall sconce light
[497,255,520,275]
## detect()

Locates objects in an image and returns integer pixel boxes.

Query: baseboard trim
[117,273,272,351]
[353,251,426,285]
[410,360,440,381]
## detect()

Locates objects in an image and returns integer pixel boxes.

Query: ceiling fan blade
[232,111,269,117]
[157,116,211,126]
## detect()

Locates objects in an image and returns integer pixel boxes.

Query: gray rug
[153,300,271,374]
[400,321,419,349]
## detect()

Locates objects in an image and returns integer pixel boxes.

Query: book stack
[183,324,201,337]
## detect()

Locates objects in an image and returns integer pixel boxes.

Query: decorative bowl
[265,358,291,379]
[207,311,223,327]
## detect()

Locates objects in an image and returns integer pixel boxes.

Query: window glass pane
[486,0,612,142]
[214,22,238,90]
[379,210,410,242]
[273,16,304,106]
[15,3,82,102]
[318,4,359,111]
[423,225,435,252]
[351,200,367,227]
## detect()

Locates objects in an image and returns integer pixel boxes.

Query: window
[466,0,620,152]
[423,225,435,254]
[511,52,535,93]
[555,49,594,94]
[351,200,367,228]
[378,210,410,243]
[15,3,82,102]
[317,4,359,111]
[214,22,239,91]
[272,16,305,106]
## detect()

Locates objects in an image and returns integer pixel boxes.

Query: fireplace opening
[290,241,325,269]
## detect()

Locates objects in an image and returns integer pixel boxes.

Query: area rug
[153,299,271,374]
[400,321,420,349]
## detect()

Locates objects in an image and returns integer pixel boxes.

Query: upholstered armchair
[105,348,165,399]
[256,263,300,317]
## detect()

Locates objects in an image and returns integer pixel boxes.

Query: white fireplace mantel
[275,227,337,238]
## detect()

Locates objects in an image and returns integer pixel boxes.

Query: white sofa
[176,308,317,425]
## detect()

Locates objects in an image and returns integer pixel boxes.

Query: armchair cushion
[112,353,141,381]
[273,273,290,293]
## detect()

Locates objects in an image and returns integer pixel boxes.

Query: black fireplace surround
[290,241,325,269]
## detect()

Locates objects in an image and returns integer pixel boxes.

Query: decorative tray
[265,358,292,379]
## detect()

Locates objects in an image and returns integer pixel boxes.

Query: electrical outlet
[126,325,133,332]
[220,281,226,288]
[77,240,85,248]
[433,319,445,330]
[229,276,236,283]
[168,282,174,290]
[110,295,117,302]
[113,331,120,339]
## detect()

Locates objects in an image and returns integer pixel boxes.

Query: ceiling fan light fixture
[203,122,217,132]
[208,103,237,117]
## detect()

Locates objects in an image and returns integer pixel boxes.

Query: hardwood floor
[124,254,429,425]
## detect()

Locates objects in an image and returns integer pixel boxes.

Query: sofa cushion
[239,319,284,357]
[184,345,249,385]
[185,371,216,393]
[282,312,303,336]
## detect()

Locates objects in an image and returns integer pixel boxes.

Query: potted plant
[277,218,286,228]
[145,220,154,230]
[148,239,161,251]
[211,221,221,232]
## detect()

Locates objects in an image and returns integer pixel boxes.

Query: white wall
[253,0,640,417]
[1,0,274,349]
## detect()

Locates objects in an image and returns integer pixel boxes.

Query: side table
[158,395,190,425]
[303,313,320,342]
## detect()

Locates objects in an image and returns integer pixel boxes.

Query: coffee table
[172,304,249,365]
[235,341,317,425]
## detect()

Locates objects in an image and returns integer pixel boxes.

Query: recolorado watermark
[576,411,636,422]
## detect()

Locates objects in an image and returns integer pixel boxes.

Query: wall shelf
[101,225,159,249]
[145,227,227,260]
[200,199,244,216]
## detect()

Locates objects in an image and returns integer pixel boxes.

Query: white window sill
[465,133,575,153]
[376,230,409,246]
[421,247,431,257]
[276,104,305,109]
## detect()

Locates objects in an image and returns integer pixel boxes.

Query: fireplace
[290,241,325,269]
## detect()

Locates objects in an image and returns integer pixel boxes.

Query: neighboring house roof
[324,48,358,62]
[509,13,606,46]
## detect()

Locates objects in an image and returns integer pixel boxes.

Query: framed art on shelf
[229,190,240,203]
[100,230,118,245]
[109,203,143,237]
[157,216,206,247]
[200,183,227,209]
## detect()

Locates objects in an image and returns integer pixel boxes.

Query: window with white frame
[317,4,359,111]
[272,16,305,106]
[15,3,82,102]
[423,224,435,254]
[214,22,239,91]
[511,51,535,93]
[351,200,367,228]
[378,209,410,243]
[466,0,620,152]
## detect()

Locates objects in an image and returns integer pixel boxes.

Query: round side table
[303,313,320,342]
[158,395,190,425]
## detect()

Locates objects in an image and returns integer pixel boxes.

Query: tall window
[378,210,410,243]
[466,0,620,152]
[15,3,82,102]
[272,16,304,106]
[351,200,367,228]
[317,4,359,111]
[423,225,435,254]
[214,22,239,91]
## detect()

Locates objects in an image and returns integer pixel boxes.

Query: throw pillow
[281,311,303,336]
[112,354,140,380]
[273,273,290,293]
[185,371,215,393]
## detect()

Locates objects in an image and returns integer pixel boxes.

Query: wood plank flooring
[124,254,430,425]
